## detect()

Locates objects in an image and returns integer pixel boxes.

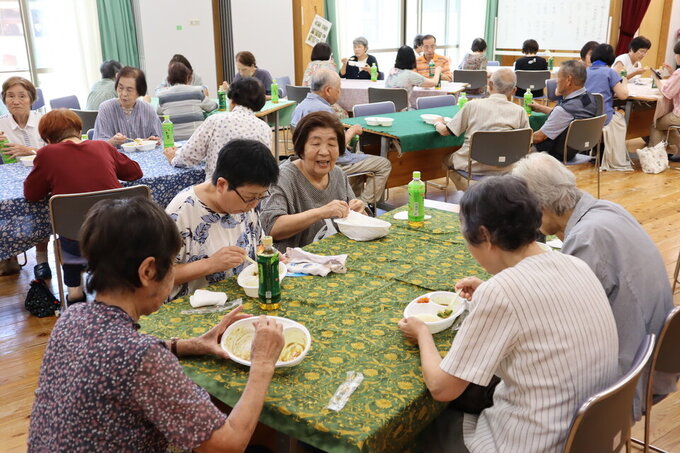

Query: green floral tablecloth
[139,208,489,453]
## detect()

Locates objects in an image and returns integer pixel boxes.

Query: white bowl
[365,117,381,126]
[537,242,552,252]
[121,142,139,152]
[403,292,466,334]
[334,210,391,241]
[221,316,312,367]
[137,140,156,151]
[20,155,35,167]
[237,262,287,298]
[420,114,442,125]
[376,117,394,127]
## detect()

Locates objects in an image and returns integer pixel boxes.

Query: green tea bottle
[0,137,15,164]
[428,60,435,78]
[457,92,468,109]
[162,115,174,149]
[370,63,378,82]
[218,87,227,111]
[258,236,281,310]
[407,171,425,228]
[271,79,279,103]
[523,88,533,115]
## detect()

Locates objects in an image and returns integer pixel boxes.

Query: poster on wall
[305,14,331,47]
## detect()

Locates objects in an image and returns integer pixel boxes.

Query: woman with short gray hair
[340,36,379,79]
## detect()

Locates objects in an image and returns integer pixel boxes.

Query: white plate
[403,292,466,334]
[393,211,432,220]
[221,316,312,367]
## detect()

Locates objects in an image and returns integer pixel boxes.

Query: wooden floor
[1,141,678,452]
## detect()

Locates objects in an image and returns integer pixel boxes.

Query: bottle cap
[262,236,273,247]
[413,171,421,179]
[163,115,170,120]
[272,78,277,83]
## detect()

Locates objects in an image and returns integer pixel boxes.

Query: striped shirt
[170,105,271,181]
[85,78,117,110]
[156,85,217,140]
[416,53,452,81]
[441,251,618,453]
[0,111,45,150]
[93,98,162,144]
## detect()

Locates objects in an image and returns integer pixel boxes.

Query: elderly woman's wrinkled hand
[455,276,484,300]
[110,133,128,146]
[250,316,284,369]
[163,146,177,163]
[3,142,35,158]
[317,199,350,219]
[194,305,252,359]
[348,199,364,213]
[398,317,429,344]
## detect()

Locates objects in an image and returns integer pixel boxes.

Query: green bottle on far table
[162,115,174,149]
[408,171,425,228]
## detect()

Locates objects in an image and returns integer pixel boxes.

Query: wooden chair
[562,334,656,453]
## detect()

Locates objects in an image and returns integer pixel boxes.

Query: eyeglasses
[233,187,271,204]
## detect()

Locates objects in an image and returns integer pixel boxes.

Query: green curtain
[324,0,341,68]
[96,0,140,67]
[483,0,498,61]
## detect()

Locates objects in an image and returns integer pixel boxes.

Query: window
[335,0,486,73]
[0,0,102,108]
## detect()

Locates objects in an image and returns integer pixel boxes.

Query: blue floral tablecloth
[0,146,205,260]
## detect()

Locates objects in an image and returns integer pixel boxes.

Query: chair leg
[596,146,601,199]
[673,250,680,294]
[53,239,66,311]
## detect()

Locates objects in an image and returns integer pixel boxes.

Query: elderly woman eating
[24,109,142,304]
[166,139,279,300]
[261,111,365,250]
[340,36,379,79]
[93,66,162,147]
[28,196,285,452]
[399,175,618,453]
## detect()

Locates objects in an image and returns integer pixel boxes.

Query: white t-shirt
[613,53,641,74]
[166,186,263,300]
[0,111,45,150]
[440,251,618,453]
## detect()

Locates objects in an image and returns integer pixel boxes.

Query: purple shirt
[28,302,226,452]
[585,62,622,125]
[93,98,162,144]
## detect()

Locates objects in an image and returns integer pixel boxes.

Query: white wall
[231,0,295,81]
[664,0,680,65]
[133,0,217,94]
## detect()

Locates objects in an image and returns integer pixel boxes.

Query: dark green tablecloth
[342,106,547,153]
[139,208,489,453]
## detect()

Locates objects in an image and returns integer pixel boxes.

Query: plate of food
[403,291,466,333]
[221,316,311,367]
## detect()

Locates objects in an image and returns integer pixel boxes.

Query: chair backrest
[367,87,408,112]
[49,186,151,240]
[378,71,385,80]
[469,128,533,168]
[564,114,607,161]
[515,70,551,92]
[546,78,561,101]
[562,334,656,453]
[416,94,456,110]
[49,95,80,110]
[32,88,45,110]
[276,76,292,97]
[73,109,99,133]
[353,101,395,118]
[487,61,500,66]
[286,85,310,103]
[87,128,94,140]
[651,306,680,374]
[592,93,604,116]
[453,70,487,90]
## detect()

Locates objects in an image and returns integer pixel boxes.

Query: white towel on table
[189,289,228,308]
[285,247,348,277]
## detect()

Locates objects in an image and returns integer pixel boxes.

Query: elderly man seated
[513,152,678,421]
[434,68,530,189]
[415,34,452,81]
[291,69,391,213]
[530,60,597,161]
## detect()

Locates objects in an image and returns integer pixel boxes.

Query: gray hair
[511,152,582,216]
[490,68,516,95]
[353,36,368,48]
[560,60,587,87]
[310,68,339,92]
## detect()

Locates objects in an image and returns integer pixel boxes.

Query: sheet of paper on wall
[305,14,332,47]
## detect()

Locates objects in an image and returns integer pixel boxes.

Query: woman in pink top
[650,41,680,161]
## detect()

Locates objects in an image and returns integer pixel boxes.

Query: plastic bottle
[217,87,227,111]
[428,60,435,78]
[457,92,468,110]
[523,89,533,115]
[407,171,425,228]
[620,69,628,78]
[80,134,88,141]
[271,79,279,103]
[0,138,15,164]
[370,63,378,82]
[162,115,174,149]
[257,236,281,310]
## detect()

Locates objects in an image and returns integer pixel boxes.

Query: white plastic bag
[637,141,669,174]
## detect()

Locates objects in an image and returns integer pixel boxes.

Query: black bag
[25,279,60,317]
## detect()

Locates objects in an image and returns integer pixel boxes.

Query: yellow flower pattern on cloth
[139,209,489,453]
